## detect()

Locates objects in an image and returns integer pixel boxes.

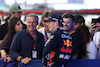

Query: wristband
[20,57,23,62]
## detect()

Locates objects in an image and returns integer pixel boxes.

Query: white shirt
[93,31,100,59]
[93,31,100,46]
[37,27,51,42]
[83,40,97,59]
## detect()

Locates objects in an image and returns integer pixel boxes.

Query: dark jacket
[0,22,8,40]
[42,28,73,65]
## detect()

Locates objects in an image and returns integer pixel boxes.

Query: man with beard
[62,13,75,35]
[42,13,73,67]
[62,13,83,59]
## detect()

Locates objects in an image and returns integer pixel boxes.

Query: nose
[65,22,68,26]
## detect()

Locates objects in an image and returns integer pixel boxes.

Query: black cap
[74,15,85,24]
[48,13,63,23]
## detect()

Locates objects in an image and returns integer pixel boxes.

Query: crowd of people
[0,4,100,67]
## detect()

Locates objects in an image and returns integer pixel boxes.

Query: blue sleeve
[9,32,21,60]
[42,34,58,58]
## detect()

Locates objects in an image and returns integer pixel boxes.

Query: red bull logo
[59,39,72,53]
[59,46,72,53]
[63,39,72,47]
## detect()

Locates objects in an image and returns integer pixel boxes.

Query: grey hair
[26,13,39,20]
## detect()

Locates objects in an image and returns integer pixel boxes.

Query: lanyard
[33,42,37,50]
[45,31,48,42]
[44,29,48,42]
[28,34,37,50]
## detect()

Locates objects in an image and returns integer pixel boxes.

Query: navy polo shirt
[9,29,45,60]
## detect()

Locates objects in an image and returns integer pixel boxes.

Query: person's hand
[90,23,96,31]
[95,22,100,30]
[48,62,54,67]
[1,49,7,59]
[4,57,12,63]
[21,57,32,64]
[90,23,96,36]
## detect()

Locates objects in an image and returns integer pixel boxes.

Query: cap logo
[52,18,58,21]
[60,20,62,22]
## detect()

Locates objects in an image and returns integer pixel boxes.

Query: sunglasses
[43,20,48,22]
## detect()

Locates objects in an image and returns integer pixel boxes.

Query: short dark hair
[62,13,75,22]
[74,15,85,25]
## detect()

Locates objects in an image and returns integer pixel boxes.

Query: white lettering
[59,54,71,60]
[64,55,71,60]
[63,31,68,34]
[61,34,72,39]
[50,35,54,39]
[59,54,64,58]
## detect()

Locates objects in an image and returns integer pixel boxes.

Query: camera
[92,17,100,28]
[92,17,100,24]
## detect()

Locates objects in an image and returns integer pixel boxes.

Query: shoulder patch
[49,35,54,39]
[44,39,51,47]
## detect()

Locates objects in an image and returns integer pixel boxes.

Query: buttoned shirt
[9,29,45,60]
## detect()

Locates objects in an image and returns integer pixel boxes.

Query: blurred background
[0,0,100,27]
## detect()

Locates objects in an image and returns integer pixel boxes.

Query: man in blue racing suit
[42,13,73,67]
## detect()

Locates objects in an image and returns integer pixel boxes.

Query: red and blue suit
[42,28,73,67]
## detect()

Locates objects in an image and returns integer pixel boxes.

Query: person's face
[62,18,74,32]
[14,11,22,18]
[48,21,57,33]
[15,20,23,32]
[27,16,38,32]
[43,17,49,30]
